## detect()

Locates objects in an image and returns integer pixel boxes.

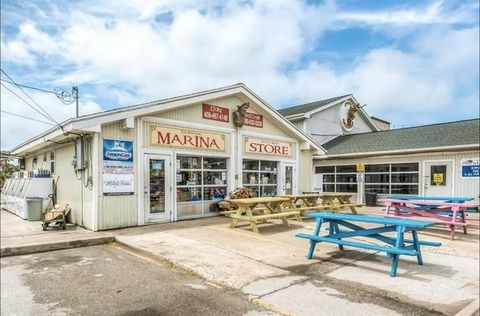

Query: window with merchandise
[242,159,278,197]
[176,156,228,218]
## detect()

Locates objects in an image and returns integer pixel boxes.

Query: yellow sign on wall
[356,163,365,173]
[433,173,444,185]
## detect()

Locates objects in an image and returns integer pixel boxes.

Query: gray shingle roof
[278,95,350,117]
[323,119,480,156]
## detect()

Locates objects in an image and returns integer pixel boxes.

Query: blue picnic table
[296,212,441,277]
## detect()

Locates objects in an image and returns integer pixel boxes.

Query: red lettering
[157,132,171,144]
[210,139,220,149]
[184,135,194,146]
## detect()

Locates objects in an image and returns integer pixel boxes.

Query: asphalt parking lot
[1,244,274,316]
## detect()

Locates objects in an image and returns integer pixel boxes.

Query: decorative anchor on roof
[342,102,365,129]
[233,102,250,127]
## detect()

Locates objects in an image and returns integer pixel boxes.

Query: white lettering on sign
[244,137,292,157]
[151,126,226,151]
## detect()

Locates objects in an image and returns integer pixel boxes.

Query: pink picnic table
[379,198,479,240]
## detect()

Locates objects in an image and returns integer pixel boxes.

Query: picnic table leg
[458,208,467,234]
[390,225,405,277]
[411,230,423,265]
[245,206,260,233]
[344,196,358,214]
[307,217,324,259]
[331,222,344,250]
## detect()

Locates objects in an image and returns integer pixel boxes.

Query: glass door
[281,163,296,195]
[145,154,171,222]
[424,161,453,196]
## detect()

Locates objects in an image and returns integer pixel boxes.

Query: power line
[0,78,56,95]
[1,110,56,126]
[0,69,59,125]
[1,82,57,123]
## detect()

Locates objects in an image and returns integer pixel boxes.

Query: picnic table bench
[283,192,363,215]
[223,197,301,233]
[296,212,441,277]
[380,198,478,240]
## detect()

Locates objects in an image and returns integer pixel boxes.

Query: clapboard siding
[98,122,137,230]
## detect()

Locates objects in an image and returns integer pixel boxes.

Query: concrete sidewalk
[114,208,480,316]
[1,210,114,257]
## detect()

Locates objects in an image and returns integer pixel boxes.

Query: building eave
[314,144,480,159]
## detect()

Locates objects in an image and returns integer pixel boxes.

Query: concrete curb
[455,298,480,316]
[0,235,115,257]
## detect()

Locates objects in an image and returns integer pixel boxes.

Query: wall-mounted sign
[244,137,292,157]
[151,125,226,151]
[244,112,263,128]
[432,173,444,185]
[461,158,480,178]
[356,163,365,173]
[103,139,134,195]
[202,103,229,122]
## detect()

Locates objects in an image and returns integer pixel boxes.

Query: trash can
[365,192,378,207]
[26,197,43,221]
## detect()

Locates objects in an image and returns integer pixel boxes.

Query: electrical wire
[1,83,59,123]
[0,69,60,125]
[1,110,56,126]
[0,78,57,95]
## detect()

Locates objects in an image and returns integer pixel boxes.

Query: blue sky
[1,0,479,149]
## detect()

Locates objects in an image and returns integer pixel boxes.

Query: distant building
[370,116,391,130]
[280,96,480,204]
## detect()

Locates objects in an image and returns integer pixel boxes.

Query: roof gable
[278,95,350,117]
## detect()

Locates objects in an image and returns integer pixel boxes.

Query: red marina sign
[202,103,229,122]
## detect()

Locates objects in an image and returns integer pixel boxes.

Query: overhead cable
[0,69,59,125]
[1,82,57,123]
[1,110,56,126]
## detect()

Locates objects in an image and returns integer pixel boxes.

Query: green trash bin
[26,198,43,221]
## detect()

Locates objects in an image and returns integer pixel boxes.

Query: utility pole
[73,86,79,117]
[55,86,79,118]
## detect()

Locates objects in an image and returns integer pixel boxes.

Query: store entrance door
[281,163,296,195]
[424,161,453,196]
[144,154,171,222]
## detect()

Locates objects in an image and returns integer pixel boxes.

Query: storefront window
[177,156,228,217]
[316,162,419,195]
[243,159,278,197]
[365,162,419,195]
[315,165,356,193]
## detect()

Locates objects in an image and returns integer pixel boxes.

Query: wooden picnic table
[296,212,441,277]
[282,192,363,215]
[380,198,479,240]
[223,196,301,233]
[318,192,363,214]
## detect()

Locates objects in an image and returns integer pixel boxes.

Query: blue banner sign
[103,139,133,162]
[103,139,134,195]
[461,158,479,178]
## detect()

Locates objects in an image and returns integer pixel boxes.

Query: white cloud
[0,85,102,149]
[0,0,478,149]
[336,0,479,26]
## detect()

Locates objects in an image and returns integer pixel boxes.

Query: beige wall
[157,95,293,139]
[24,142,94,229]
[98,122,137,230]
[299,150,314,193]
